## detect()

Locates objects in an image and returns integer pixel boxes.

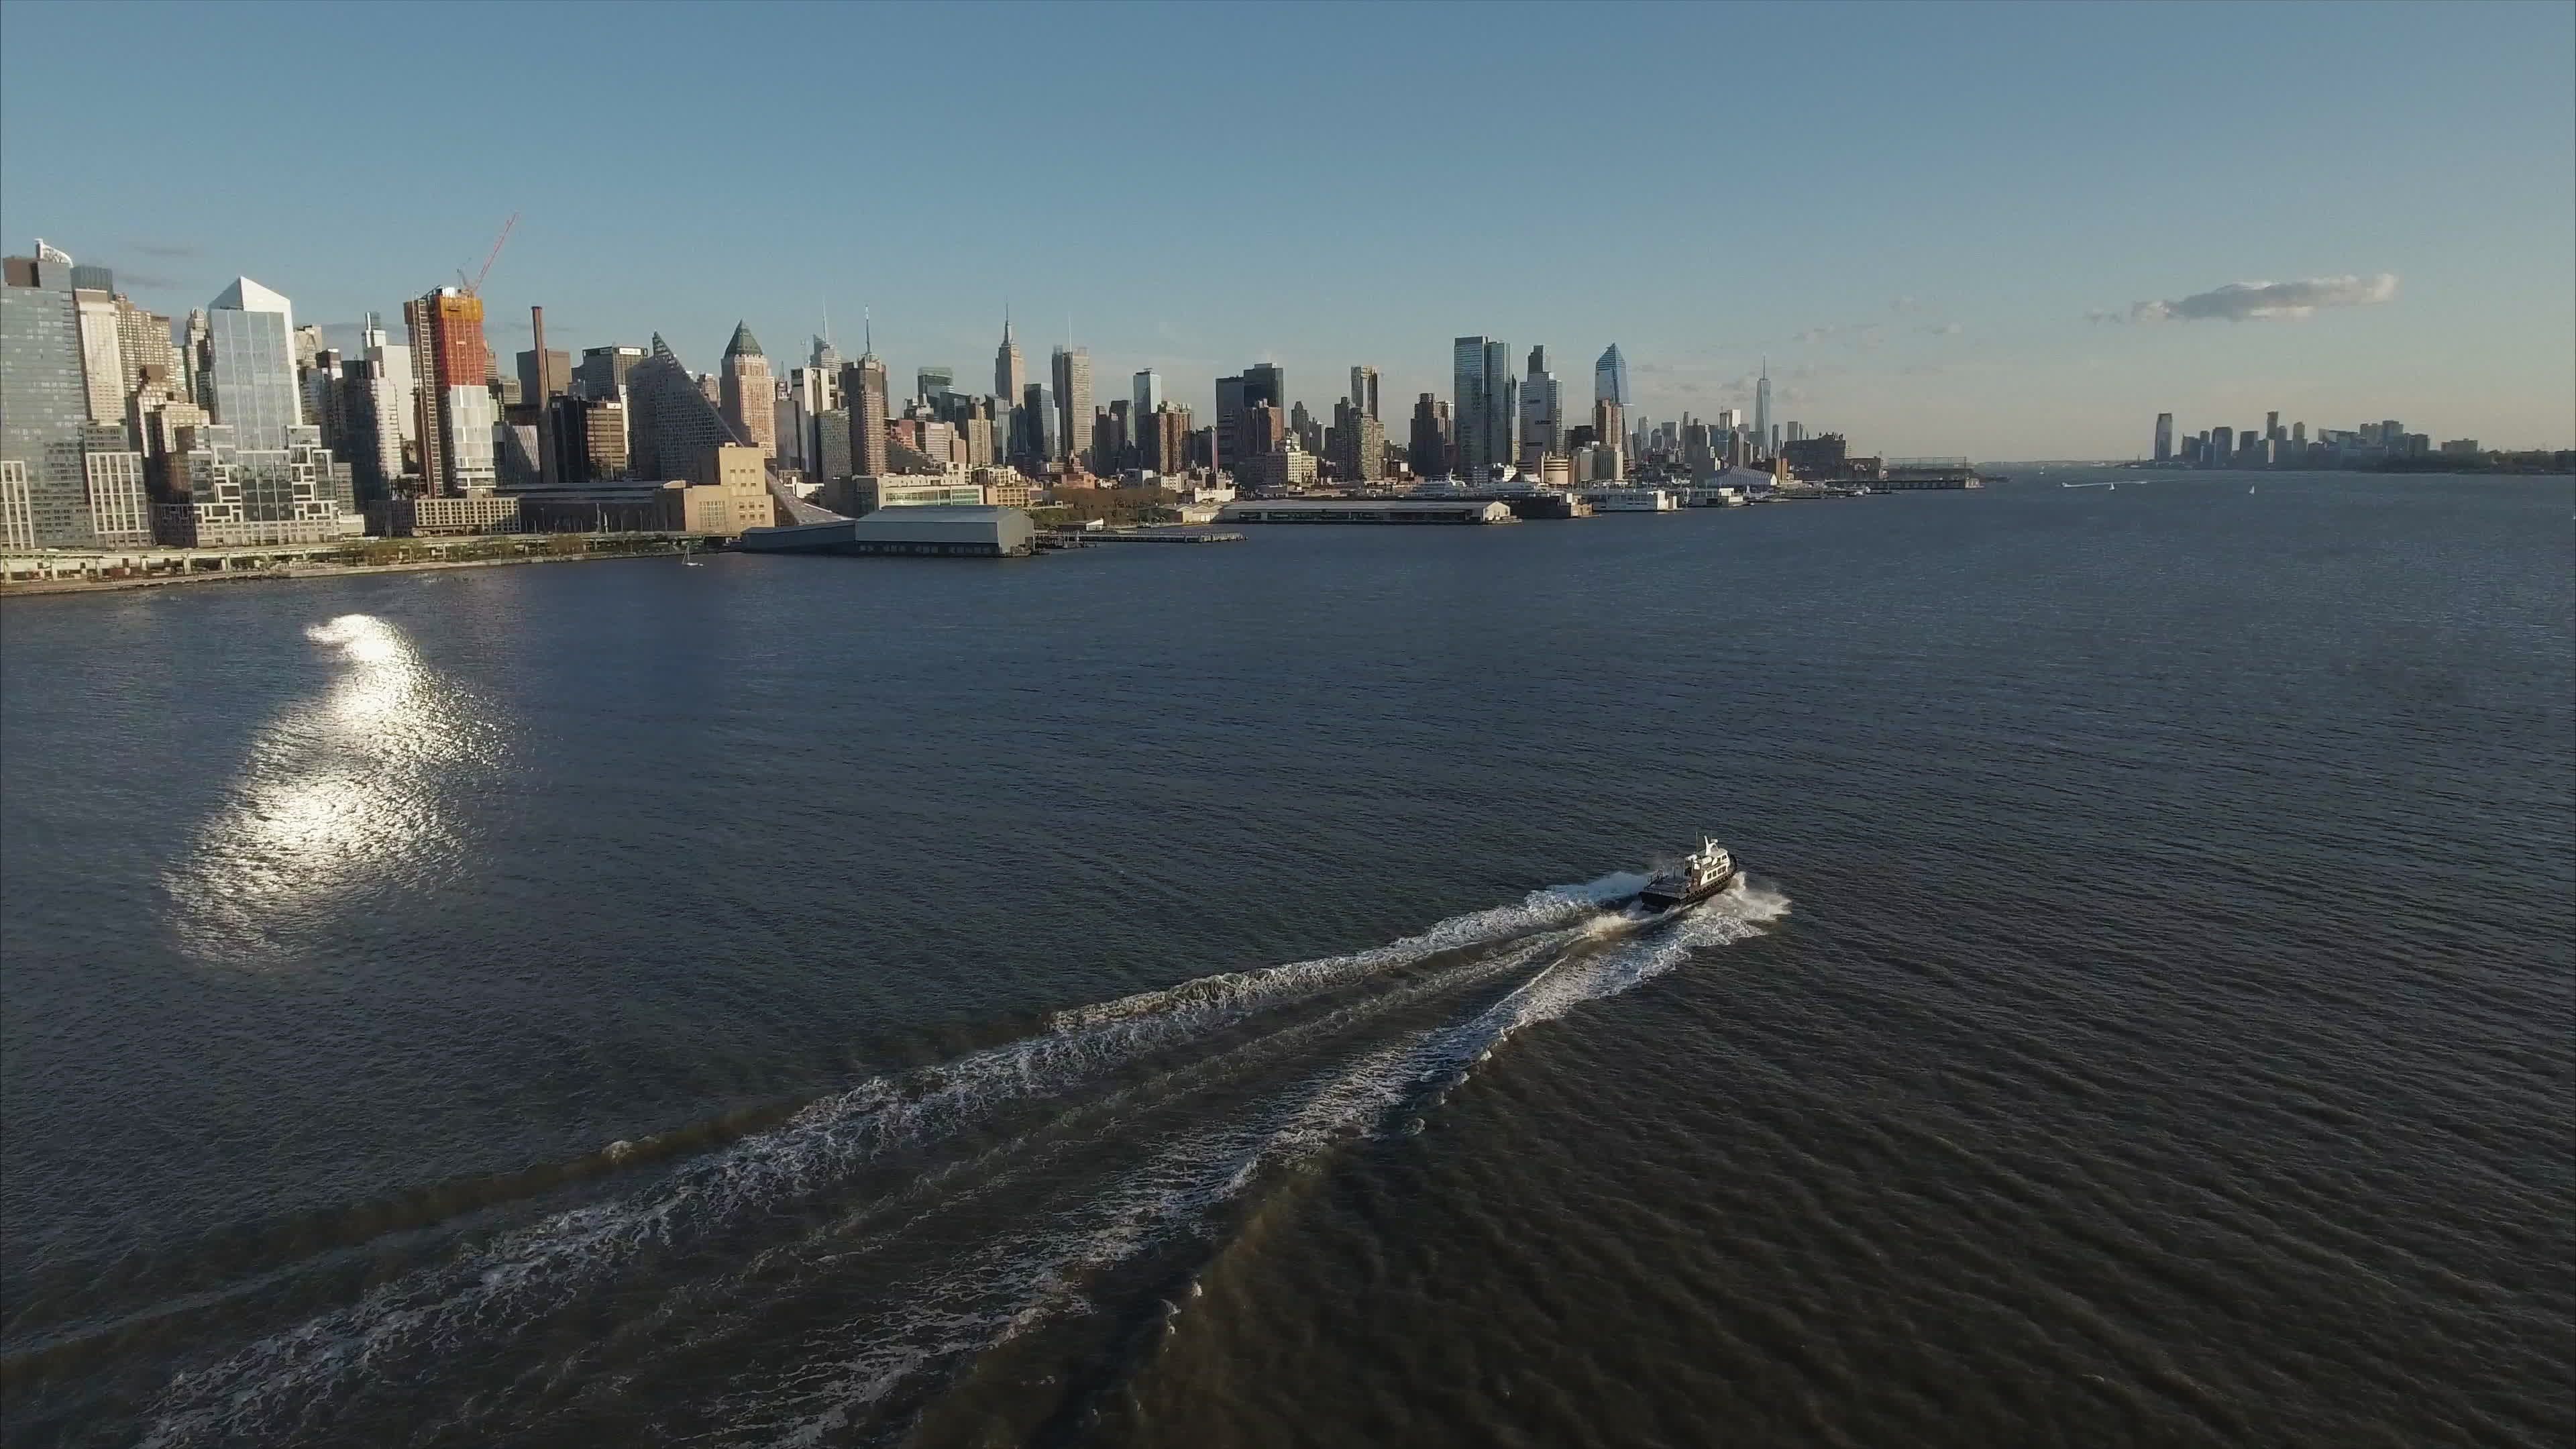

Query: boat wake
[140,874,1790,1448]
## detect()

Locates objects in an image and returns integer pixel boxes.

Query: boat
[1629,837,1739,915]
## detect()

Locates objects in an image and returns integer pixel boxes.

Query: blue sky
[3,0,2568,457]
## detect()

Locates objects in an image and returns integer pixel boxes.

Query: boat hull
[1635,865,1739,915]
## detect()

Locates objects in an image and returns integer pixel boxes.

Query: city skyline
[2,1,2570,458]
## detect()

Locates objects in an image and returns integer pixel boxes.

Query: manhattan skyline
[2,0,2569,458]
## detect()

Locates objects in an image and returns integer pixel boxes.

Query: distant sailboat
[2248,485,2256,494]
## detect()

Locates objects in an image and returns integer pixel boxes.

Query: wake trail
[140,875,1643,1448]
[706,883,1796,1448]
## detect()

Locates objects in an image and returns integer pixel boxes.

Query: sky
[3,0,2569,459]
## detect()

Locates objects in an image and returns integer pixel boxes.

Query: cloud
[1891,295,1923,315]
[131,243,199,259]
[1921,321,1962,337]
[119,270,179,289]
[2110,273,2399,323]
[1791,324,1840,345]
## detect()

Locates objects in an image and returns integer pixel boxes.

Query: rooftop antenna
[863,307,871,358]
[822,296,830,346]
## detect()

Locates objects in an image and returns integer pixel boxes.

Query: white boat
[1627,837,1739,915]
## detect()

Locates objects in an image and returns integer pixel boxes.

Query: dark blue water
[3,469,2569,1447]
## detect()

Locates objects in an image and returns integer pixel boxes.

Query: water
[3,468,2569,1447]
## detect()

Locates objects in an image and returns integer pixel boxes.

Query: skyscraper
[1520,345,1561,460]
[1151,405,1192,478]
[1594,343,1631,409]
[917,366,955,405]
[1214,374,1246,471]
[994,313,1023,464]
[1452,338,1491,479]
[1752,360,1772,460]
[844,352,889,477]
[1020,382,1055,466]
[205,277,304,451]
[1350,365,1379,421]
[2153,413,2175,462]
[1408,392,1448,477]
[3,252,103,545]
[1481,339,1515,474]
[403,286,496,494]
[1132,369,1162,427]
[1051,345,1091,467]
[719,323,776,460]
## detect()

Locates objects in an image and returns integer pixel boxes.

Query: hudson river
[3,469,2569,1447]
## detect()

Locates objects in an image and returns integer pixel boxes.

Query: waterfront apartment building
[403,287,496,495]
[158,423,362,547]
[2,254,99,545]
[625,334,751,484]
[2154,412,2175,462]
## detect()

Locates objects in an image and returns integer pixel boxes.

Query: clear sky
[3,0,2569,458]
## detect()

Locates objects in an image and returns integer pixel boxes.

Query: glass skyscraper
[203,277,303,451]
[1593,343,1631,408]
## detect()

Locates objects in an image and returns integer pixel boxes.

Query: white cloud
[2111,273,2400,323]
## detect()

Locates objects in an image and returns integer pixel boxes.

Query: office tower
[403,286,496,494]
[2292,421,2306,446]
[1595,399,1625,478]
[917,365,955,405]
[1350,364,1379,421]
[2265,410,2282,441]
[2209,425,2234,466]
[1786,422,1805,444]
[1289,400,1320,456]
[1132,369,1162,426]
[199,277,304,451]
[1214,374,1246,470]
[994,314,1024,459]
[3,253,103,545]
[1020,382,1056,465]
[1244,363,1285,414]
[517,347,571,411]
[1452,338,1491,479]
[625,333,751,484]
[1753,360,1772,458]
[1595,343,1631,408]
[1242,402,1285,457]
[576,344,643,402]
[1520,345,1561,460]
[1096,400,1129,474]
[339,358,407,500]
[843,351,889,476]
[2154,413,2174,462]
[717,323,777,460]
[1407,393,1448,476]
[1051,345,1091,466]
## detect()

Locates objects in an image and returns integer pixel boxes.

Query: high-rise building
[1242,402,1286,458]
[1149,403,1192,477]
[843,352,890,478]
[1452,337,1491,479]
[403,286,496,494]
[1132,369,1162,427]
[917,365,955,405]
[994,314,1024,462]
[2153,413,2174,462]
[1350,364,1379,421]
[1336,401,1386,482]
[576,344,643,402]
[1520,345,1561,460]
[1595,343,1631,408]
[1214,374,1246,471]
[517,347,570,411]
[718,323,777,460]
[625,333,751,485]
[203,277,305,451]
[72,288,124,430]
[113,295,180,405]
[1020,382,1056,465]
[1051,345,1091,466]
[2208,425,2234,466]
[3,253,108,545]
[1752,360,1772,459]
[1408,392,1449,477]
[2265,410,2282,441]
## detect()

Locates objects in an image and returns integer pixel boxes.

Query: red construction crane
[455,212,519,298]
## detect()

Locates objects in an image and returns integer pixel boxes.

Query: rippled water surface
[3,470,2570,1447]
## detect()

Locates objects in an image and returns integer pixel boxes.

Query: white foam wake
[142,877,1640,1447]
[714,881,1792,1446]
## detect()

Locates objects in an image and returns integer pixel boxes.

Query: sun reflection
[167,615,497,966]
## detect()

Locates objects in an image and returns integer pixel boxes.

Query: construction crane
[454,212,519,297]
